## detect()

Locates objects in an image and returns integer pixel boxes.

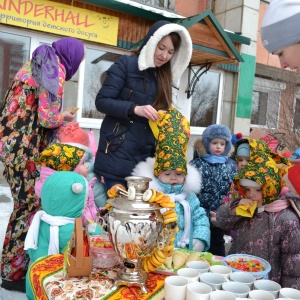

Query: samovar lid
[107,176,162,211]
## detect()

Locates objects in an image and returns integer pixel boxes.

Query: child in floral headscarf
[34,142,99,229]
[132,107,210,252]
[216,153,300,289]
[58,122,107,208]
[221,138,291,204]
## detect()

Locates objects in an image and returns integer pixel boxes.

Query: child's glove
[192,239,204,252]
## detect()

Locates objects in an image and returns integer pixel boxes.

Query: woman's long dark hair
[153,32,181,111]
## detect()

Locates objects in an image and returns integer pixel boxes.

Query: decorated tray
[155,248,222,275]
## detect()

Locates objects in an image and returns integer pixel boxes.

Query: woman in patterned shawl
[0,37,84,289]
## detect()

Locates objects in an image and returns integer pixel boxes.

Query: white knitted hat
[261,0,300,53]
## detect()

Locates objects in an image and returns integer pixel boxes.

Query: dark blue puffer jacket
[94,54,157,181]
[94,19,193,182]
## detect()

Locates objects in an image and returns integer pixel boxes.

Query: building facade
[251,0,300,153]
[0,0,255,160]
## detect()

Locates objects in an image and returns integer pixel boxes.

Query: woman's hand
[134,105,160,121]
[62,110,76,122]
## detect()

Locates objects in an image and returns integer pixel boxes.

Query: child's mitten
[192,239,204,252]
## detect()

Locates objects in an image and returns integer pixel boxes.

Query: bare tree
[83,64,106,119]
[252,71,300,153]
[190,73,219,127]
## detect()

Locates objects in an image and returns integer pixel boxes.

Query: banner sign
[0,0,119,46]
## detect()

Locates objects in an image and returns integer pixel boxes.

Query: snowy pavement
[0,177,27,299]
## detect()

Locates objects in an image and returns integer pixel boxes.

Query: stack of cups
[164,259,300,300]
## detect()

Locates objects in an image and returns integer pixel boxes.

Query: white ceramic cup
[186,281,212,300]
[187,260,210,274]
[248,289,275,300]
[209,265,232,279]
[253,279,281,298]
[164,275,188,300]
[279,287,300,299]
[209,290,236,300]
[221,281,250,298]
[177,267,200,283]
[229,271,256,289]
[199,272,227,291]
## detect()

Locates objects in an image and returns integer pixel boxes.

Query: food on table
[164,255,173,269]
[226,258,264,272]
[185,253,200,266]
[158,250,214,271]
[90,237,113,249]
[172,251,188,269]
[198,257,211,264]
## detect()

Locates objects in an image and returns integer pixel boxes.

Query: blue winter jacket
[158,181,210,251]
[190,139,238,213]
[94,54,157,181]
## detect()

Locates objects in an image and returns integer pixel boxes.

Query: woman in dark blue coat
[94,20,192,189]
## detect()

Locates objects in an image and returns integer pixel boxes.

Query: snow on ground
[0,183,27,299]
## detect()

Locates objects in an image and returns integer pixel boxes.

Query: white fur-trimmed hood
[131,157,201,194]
[138,23,193,88]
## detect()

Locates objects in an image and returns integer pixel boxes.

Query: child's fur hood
[193,138,234,158]
[131,157,201,194]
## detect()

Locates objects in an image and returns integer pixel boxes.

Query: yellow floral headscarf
[149,106,190,177]
[235,138,291,187]
[235,152,281,205]
[36,143,85,171]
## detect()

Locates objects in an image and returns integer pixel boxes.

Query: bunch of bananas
[106,185,178,273]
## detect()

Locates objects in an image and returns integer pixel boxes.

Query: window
[81,48,114,120]
[0,32,30,103]
[134,0,174,10]
[294,97,300,130]
[190,69,223,132]
[76,47,125,128]
[251,91,268,126]
[251,77,283,129]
